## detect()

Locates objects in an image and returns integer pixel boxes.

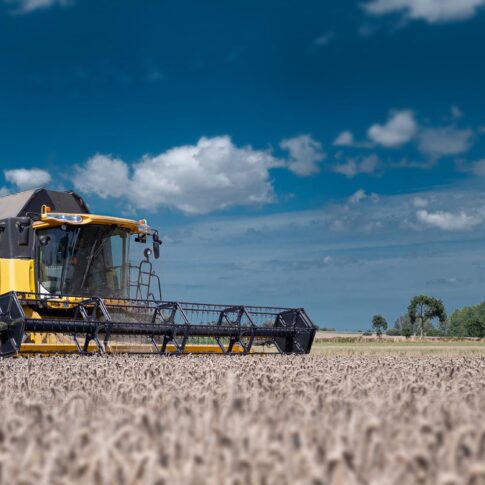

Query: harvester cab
[0,189,316,357]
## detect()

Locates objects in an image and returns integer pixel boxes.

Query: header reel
[0,292,317,357]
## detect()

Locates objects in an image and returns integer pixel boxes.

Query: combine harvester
[0,189,316,357]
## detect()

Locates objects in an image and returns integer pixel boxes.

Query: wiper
[79,239,99,291]
[79,226,115,291]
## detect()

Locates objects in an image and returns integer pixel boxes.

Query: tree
[372,314,388,337]
[408,295,447,338]
[394,314,413,335]
[465,318,485,338]
[448,300,485,337]
[402,327,413,338]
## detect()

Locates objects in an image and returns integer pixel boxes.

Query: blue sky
[1,0,485,329]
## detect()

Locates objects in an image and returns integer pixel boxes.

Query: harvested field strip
[2,355,485,484]
[312,341,485,355]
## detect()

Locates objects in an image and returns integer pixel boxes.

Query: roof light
[45,213,83,224]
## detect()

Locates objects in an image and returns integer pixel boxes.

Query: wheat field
[1,355,485,484]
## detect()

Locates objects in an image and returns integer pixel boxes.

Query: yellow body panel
[19,343,246,355]
[22,307,58,344]
[0,258,35,294]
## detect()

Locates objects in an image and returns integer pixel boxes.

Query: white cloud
[280,135,325,176]
[344,109,473,163]
[73,154,130,199]
[4,0,73,14]
[348,189,379,204]
[131,137,281,213]
[418,127,473,159]
[363,0,485,23]
[332,154,379,178]
[368,110,417,147]
[73,136,283,215]
[0,187,11,197]
[4,168,51,190]
[333,130,373,148]
[416,209,481,230]
[348,189,367,204]
[333,131,355,146]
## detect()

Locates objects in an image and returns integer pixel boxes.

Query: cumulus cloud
[416,209,481,230]
[367,110,417,147]
[73,154,130,199]
[4,168,51,190]
[73,136,282,215]
[4,0,73,14]
[363,0,485,23]
[418,127,473,159]
[332,154,379,178]
[280,135,325,176]
[347,108,474,162]
[333,131,355,146]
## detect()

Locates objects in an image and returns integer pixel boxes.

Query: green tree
[408,295,446,338]
[448,301,485,337]
[372,314,388,337]
[465,318,485,338]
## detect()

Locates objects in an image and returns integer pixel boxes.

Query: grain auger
[0,189,317,357]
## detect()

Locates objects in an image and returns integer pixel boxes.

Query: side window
[103,233,128,296]
[38,228,64,293]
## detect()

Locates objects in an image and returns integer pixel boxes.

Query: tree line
[370,295,485,338]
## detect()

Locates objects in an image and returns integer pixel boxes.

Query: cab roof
[0,188,89,220]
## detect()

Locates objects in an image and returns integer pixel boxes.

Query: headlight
[46,213,83,223]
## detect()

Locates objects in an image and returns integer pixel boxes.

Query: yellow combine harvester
[0,188,316,357]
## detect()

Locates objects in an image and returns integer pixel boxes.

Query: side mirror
[153,241,160,259]
[152,232,162,259]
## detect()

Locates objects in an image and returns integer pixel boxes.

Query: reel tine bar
[73,297,112,354]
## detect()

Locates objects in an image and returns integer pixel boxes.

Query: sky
[1,0,485,329]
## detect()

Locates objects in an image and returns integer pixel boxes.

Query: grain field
[1,355,485,484]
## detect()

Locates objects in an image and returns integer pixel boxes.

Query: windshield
[37,225,131,298]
